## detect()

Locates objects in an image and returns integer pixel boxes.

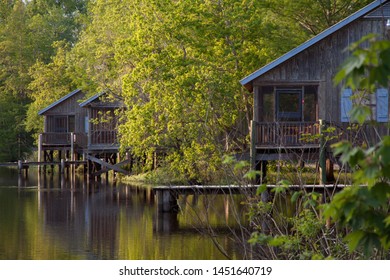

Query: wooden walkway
[152,184,345,212]
[0,160,86,167]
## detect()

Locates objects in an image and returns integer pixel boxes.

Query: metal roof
[79,91,105,107]
[38,89,82,115]
[240,0,389,89]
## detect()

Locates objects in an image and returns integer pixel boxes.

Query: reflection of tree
[1,174,244,259]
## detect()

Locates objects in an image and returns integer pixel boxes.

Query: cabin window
[304,86,317,122]
[276,89,302,121]
[259,85,318,122]
[341,88,389,122]
[50,115,75,133]
[53,116,67,133]
[260,86,274,122]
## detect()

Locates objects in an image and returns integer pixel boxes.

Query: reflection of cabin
[38,89,126,176]
[240,1,390,183]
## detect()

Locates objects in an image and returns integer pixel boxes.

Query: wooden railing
[327,122,388,147]
[41,133,73,145]
[90,130,118,146]
[253,122,320,148]
[252,121,389,149]
[41,132,87,148]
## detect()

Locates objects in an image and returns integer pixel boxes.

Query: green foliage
[323,35,390,258]
[0,0,87,159]
[259,0,372,36]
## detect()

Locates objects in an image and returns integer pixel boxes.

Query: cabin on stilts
[38,89,128,178]
[38,89,87,163]
[240,0,390,184]
[80,91,128,178]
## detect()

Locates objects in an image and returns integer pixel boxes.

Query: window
[259,86,318,122]
[276,89,302,121]
[304,86,317,122]
[53,116,67,133]
[341,88,388,122]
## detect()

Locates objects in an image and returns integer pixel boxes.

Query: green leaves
[326,35,390,257]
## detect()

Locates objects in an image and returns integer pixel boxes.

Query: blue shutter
[341,88,352,122]
[376,88,389,123]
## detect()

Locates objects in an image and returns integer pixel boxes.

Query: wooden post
[18,160,23,174]
[70,132,75,161]
[319,119,327,185]
[61,159,65,174]
[250,120,257,170]
[38,134,42,173]
[156,190,178,212]
[24,160,28,178]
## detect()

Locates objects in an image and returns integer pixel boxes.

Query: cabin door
[276,89,303,121]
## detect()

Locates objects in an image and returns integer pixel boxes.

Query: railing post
[71,132,75,162]
[38,134,42,173]
[319,119,327,184]
[250,120,256,170]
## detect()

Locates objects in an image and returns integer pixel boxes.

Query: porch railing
[252,121,389,149]
[252,122,320,148]
[90,130,118,146]
[41,132,87,148]
[41,133,73,145]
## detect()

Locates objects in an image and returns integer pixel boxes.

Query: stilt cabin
[80,91,123,152]
[38,90,124,167]
[240,0,390,182]
[38,89,87,161]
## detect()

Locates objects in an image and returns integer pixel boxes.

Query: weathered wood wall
[253,16,388,124]
[43,90,87,135]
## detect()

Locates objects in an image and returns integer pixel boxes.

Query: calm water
[0,167,248,260]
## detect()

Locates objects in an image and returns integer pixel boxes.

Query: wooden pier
[0,160,86,174]
[152,184,344,212]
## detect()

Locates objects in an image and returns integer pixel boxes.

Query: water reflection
[0,167,247,260]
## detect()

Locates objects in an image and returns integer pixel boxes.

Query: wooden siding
[42,90,87,136]
[253,18,388,124]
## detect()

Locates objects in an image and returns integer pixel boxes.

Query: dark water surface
[0,167,247,260]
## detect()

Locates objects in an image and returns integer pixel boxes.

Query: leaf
[344,230,365,251]
[244,169,261,180]
[291,191,302,203]
[256,184,267,196]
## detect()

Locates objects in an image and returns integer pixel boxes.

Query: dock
[0,160,87,176]
[152,184,344,212]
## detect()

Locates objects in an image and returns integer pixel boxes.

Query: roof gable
[79,92,105,107]
[38,89,83,115]
[79,91,124,108]
[240,0,389,89]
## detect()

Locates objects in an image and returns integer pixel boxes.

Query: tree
[0,0,87,157]
[324,35,390,258]
[260,0,373,36]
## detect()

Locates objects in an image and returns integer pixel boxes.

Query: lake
[0,167,250,260]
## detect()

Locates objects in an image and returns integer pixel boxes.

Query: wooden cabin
[38,89,87,162]
[240,0,390,182]
[79,91,123,152]
[38,90,127,177]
